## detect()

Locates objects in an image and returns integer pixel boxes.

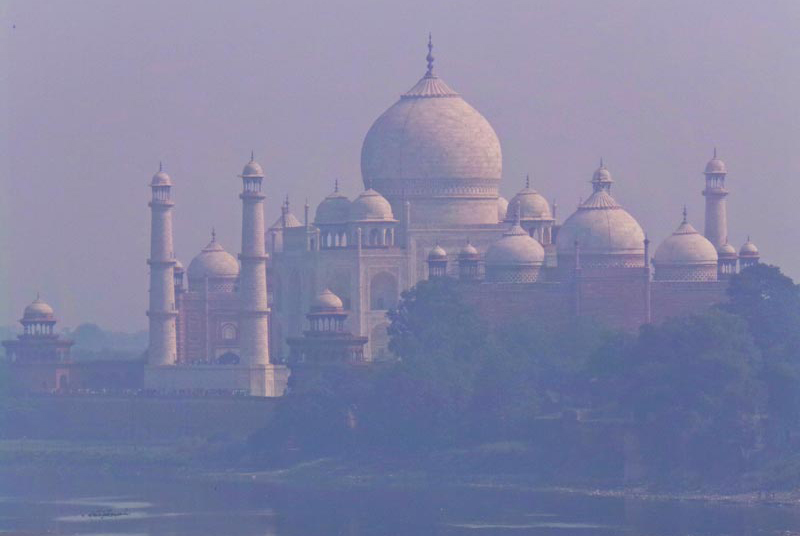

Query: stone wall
[651,281,728,324]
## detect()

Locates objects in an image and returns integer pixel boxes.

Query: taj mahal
[4,39,762,397]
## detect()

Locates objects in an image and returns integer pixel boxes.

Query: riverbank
[4,439,800,508]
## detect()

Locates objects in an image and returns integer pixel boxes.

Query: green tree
[618,310,765,483]
[360,277,491,449]
[724,264,800,432]
[723,264,800,354]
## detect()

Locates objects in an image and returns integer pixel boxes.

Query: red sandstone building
[2,296,143,393]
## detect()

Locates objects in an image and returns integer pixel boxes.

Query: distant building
[129,39,759,396]
[2,296,142,393]
[286,289,368,365]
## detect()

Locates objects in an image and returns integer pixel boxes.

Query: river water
[3,471,800,535]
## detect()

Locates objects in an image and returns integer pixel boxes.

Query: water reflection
[2,471,800,536]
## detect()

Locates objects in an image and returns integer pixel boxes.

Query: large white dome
[361,80,502,186]
[359,42,502,226]
[655,219,718,266]
[187,235,239,281]
[557,190,645,259]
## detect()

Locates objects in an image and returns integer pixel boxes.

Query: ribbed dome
[241,158,264,178]
[507,180,551,221]
[655,219,718,265]
[23,296,55,321]
[269,211,303,230]
[556,190,645,257]
[349,189,395,222]
[497,197,509,222]
[740,239,759,257]
[187,236,239,281]
[361,79,501,187]
[315,189,350,225]
[486,224,545,266]
[427,245,447,260]
[310,288,344,312]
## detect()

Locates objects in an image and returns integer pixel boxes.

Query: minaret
[147,163,178,366]
[702,148,729,248]
[238,154,270,368]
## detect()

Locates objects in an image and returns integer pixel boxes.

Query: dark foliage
[249,264,800,489]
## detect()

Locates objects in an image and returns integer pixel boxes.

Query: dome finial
[211,227,216,241]
[525,173,530,189]
[713,147,717,159]
[599,157,604,169]
[426,33,434,76]
[159,161,163,172]
[682,205,688,223]
[285,194,289,208]
[334,178,339,192]
[250,150,255,162]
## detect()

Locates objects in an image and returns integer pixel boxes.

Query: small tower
[591,159,614,193]
[173,259,185,294]
[238,155,271,373]
[703,149,729,249]
[739,237,760,270]
[147,164,178,366]
[2,296,75,392]
[286,289,368,372]
[427,245,448,278]
[717,242,738,278]
[458,240,481,280]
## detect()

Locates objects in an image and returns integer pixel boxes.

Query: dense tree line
[250,265,800,489]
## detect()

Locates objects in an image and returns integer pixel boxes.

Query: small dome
[315,188,351,225]
[428,245,447,260]
[241,158,264,178]
[497,197,509,222]
[151,170,172,186]
[592,163,613,183]
[486,224,545,266]
[718,242,737,258]
[556,190,645,258]
[310,288,344,312]
[506,183,551,221]
[187,235,239,281]
[704,152,727,174]
[654,219,718,265]
[349,189,395,222]
[23,296,55,321]
[740,239,759,257]
[459,241,479,259]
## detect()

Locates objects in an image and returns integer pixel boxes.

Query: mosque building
[3,39,761,397]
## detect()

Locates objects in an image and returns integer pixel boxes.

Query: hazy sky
[2,0,799,330]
